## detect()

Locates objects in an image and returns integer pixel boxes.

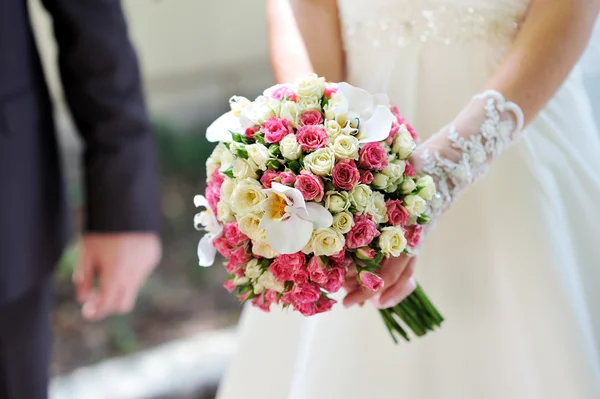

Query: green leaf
[237,147,249,159]
[417,214,431,225]
[230,132,244,143]
[221,167,234,179]
[287,160,301,174]
[268,145,282,158]
[324,181,336,192]
[255,133,266,145]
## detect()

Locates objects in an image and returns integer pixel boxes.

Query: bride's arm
[486,0,600,124]
[409,1,600,234]
[266,0,345,83]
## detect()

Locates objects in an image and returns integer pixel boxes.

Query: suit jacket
[0,0,159,304]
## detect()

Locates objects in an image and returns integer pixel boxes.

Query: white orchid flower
[259,183,333,255]
[335,82,395,144]
[206,96,252,143]
[194,195,223,266]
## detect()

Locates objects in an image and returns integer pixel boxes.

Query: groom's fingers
[73,243,94,304]
[84,267,122,320]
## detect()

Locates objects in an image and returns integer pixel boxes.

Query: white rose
[383,161,406,182]
[367,191,389,224]
[219,150,235,170]
[416,175,436,201]
[232,158,259,180]
[280,134,303,160]
[400,178,418,194]
[230,178,265,216]
[330,135,359,160]
[237,213,267,241]
[252,96,280,124]
[372,173,390,190]
[244,258,263,279]
[324,93,343,120]
[233,276,250,286]
[217,201,235,223]
[278,100,300,127]
[332,211,354,234]
[404,194,427,218]
[297,96,322,112]
[257,270,285,293]
[296,73,325,98]
[246,143,270,171]
[325,191,351,213]
[325,120,343,142]
[210,142,228,163]
[229,96,252,117]
[349,184,373,214]
[310,228,345,257]
[378,226,407,257]
[206,156,219,178]
[304,148,335,176]
[220,178,235,202]
[229,141,245,155]
[252,240,279,259]
[393,126,417,159]
[384,184,399,194]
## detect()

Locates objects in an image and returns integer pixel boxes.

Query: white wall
[29,0,274,132]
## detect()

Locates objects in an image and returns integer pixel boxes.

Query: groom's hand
[73,233,162,321]
[343,254,416,308]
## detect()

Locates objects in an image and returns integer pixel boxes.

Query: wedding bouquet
[194,74,443,342]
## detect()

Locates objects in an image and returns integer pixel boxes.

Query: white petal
[270,183,306,210]
[194,195,209,208]
[206,112,239,142]
[198,235,217,267]
[298,202,333,229]
[358,105,395,143]
[338,83,374,113]
[372,93,390,107]
[265,214,314,255]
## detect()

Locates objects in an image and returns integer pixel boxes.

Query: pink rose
[224,222,249,247]
[396,115,419,142]
[331,160,360,191]
[386,123,400,146]
[294,171,324,202]
[269,252,306,282]
[279,171,297,185]
[315,297,336,313]
[270,85,297,102]
[205,185,220,215]
[213,236,233,258]
[329,247,346,266]
[209,169,225,190]
[323,266,345,293]
[225,245,251,274]
[359,271,384,291]
[356,247,376,260]
[307,256,328,285]
[358,142,388,171]
[292,267,309,284]
[262,117,294,144]
[296,125,328,151]
[265,290,280,305]
[324,84,338,98]
[245,126,260,138]
[252,293,272,312]
[405,225,423,249]
[300,110,324,126]
[293,301,316,317]
[404,161,416,177]
[359,169,374,185]
[239,291,252,302]
[390,105,401,118]
[223,279,236,293]
[260,169,279,189]
[346,215,381,249]
[386,200,409,227]
[290,282,321,304]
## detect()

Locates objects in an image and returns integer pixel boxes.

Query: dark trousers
[0,279,52,399]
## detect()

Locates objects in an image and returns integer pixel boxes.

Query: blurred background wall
[28,1,274,396]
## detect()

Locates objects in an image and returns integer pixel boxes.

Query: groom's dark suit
[0,0,159,397]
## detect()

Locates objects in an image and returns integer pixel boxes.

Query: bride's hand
[343,254,416,308]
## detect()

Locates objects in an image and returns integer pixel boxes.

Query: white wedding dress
[217,1,600,398]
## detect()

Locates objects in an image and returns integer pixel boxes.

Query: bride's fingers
[376,259,416,308]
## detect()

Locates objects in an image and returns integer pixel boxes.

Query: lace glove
[408,90,524,252]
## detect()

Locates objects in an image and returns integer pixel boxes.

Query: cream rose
[217,201,235,223]
[219,149,235,170]
[280,134,303,160]
[237,213,267,241]
[330,135,359,160]
[325,191,351,213]
[393,126,417,159]
[278,100,300,127]
[297,96,322,112]
[367,191,389,224]
[257,270,285,293]
[324,93,344,121]
[296,73,325,99]
[304,148,335,176]
[400,178,418,194]
[252,240,279,259]
[246,143,270,171]
[230,178,265,216]
[233,276,250,286]
[310,228,345,257]
[232,158,259,180]
[206,156,219,178]
[332,211,354,234]
[383,161,406,182]
[325,120,343,142]
[404,194,427,218]
[349,184,373,214]
[378,226,407,257]
[244,258,263,279]
[220,178,235,202]
[416,175,436,201]
[372,173,390,190]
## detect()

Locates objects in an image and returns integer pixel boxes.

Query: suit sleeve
[40,0,160,232]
